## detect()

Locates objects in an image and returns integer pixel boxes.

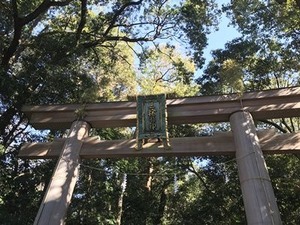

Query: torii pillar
[230,111,282,225]
[34,120,90,225]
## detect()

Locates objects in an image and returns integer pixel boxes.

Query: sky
[197,0,241,76]
[203,12,241,62]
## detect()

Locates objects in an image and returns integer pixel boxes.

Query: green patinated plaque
[136,94,170,150]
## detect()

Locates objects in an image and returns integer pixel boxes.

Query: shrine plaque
[136,94,170,150]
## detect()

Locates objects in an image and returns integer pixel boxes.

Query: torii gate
[20,87,300,225]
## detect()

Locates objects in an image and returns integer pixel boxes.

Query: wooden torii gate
[20,87,300,225]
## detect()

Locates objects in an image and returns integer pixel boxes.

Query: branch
[12,0,18,18]
[3,114,26,147]
[103,0,143,37]
[186,163,212,193]
[259,119,287,133]
[1,22,22,67]
[82,35,152,48]
[126,42,140,58]
[1,0,73,67]
[1,0,23,67]
[281,118,293,133]
[117,53,132,67]
[155,68,173,83]
[23,0,73,25]
[114,21,158,28]
[76,0,87,42]
[289,118,295,132]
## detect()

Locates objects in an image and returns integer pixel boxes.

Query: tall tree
[1,1,219,224]
[194,1,300,223]
[197,0,300,94]
[0,0,218,148]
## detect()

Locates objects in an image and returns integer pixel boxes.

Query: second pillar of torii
[230,111,282,225]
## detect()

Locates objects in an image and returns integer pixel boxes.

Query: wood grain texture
[33,121,90,225]
[19,130,300,159]
[22,87,300,129]
[230,111,282,224]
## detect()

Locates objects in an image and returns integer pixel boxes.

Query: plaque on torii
[136,94,170,150]
[19,87,300,225]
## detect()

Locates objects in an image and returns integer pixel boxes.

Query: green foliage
[195,1,300,224]
[0,145,4,155]
[137,46,199,96]
[219,59,244,93]
[0,0,216,145]
[180,0,221,67]
[198,0,300,94]
[0,153,56,225]
[266,154,300,224]
[0,0,216,222]
[197,38,260,94]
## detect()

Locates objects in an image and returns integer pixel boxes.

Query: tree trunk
[153,187,167,225]
[116,173,127,225]
[146,161,154,191]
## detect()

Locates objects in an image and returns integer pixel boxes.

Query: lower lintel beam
[19,130,300,159]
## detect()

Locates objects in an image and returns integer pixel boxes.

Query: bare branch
[12,0,18,18]
[155,68,173,83]
[126,42,140,58]
[187,163,212,193]
[23,0,73,25]
[106,36,153,42]
[117,54,132,67]
[259,119,287,133]
[83,35,152,48]
[281,118,293,133]
[289,118,295,132]
[103,0,143,37]
[113,21,160,29]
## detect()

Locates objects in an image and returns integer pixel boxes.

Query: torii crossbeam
[20,87,300,225]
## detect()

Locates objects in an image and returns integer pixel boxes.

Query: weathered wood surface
[22,87,300,129]
[230,111,282,224]
[19,130,300,159]
[33,121,90,225]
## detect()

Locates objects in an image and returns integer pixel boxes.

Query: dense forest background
[0,0,300,224]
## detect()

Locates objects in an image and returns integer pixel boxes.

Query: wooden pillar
[34,120,90,225]
[230,111,282,225]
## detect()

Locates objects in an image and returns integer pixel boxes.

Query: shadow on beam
[19,130,300,159]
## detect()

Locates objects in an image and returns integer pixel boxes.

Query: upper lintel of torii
[22,86,300,130]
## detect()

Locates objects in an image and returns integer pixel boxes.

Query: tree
[197,0,300,95]
[195,1,300,223]
[1,1,219,223]
[0,0,217,147]
[137,45,199,96]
